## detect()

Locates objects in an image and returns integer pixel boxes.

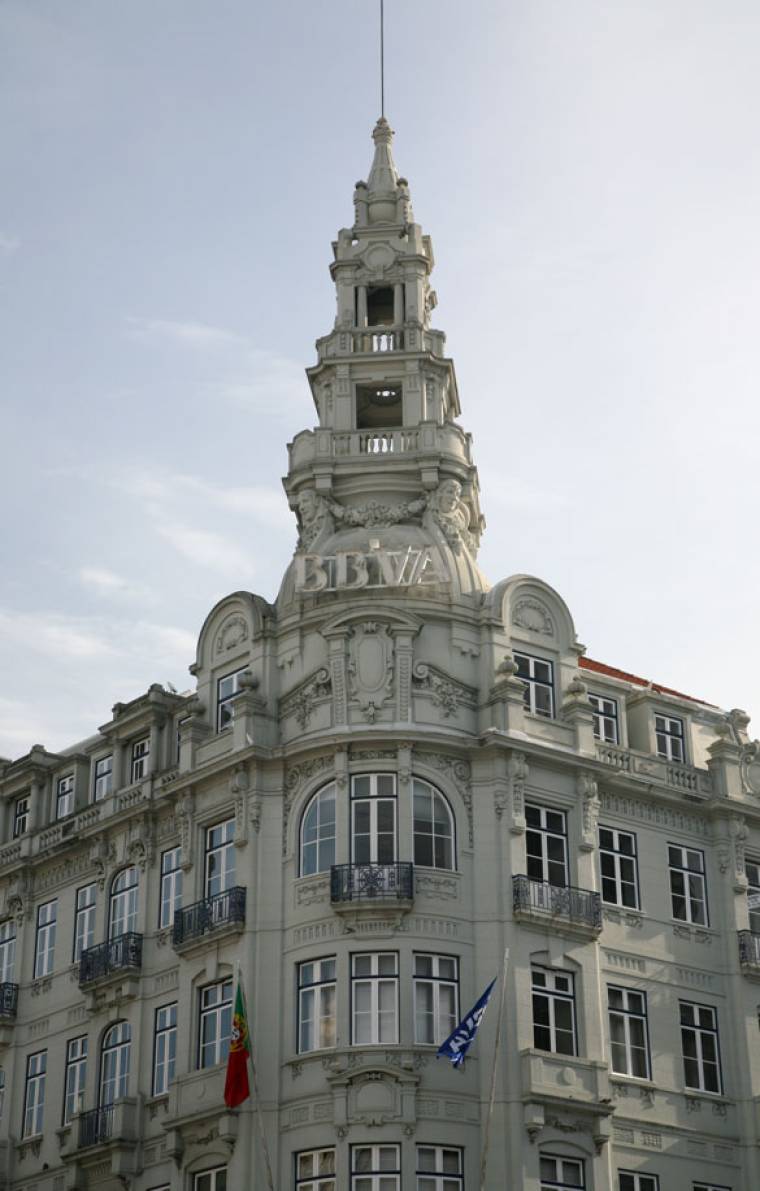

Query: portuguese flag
[224,976,251,1108]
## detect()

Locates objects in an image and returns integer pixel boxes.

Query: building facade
[1,119,760,1191]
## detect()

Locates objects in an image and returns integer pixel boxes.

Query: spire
[358,117,404,225]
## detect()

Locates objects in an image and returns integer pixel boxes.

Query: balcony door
[109,867,138,939]
[351,775,396,865]
[99,1021,131,1107]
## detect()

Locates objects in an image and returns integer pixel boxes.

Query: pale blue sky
[2,1,760,758]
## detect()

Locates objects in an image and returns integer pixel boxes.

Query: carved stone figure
[425,479,476,554]
[296,488,335,550]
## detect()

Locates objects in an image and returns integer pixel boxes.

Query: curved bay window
[300,783,337,876]
[412,780,455,870]
[100,1021,130,1106]
[109,867,138,938]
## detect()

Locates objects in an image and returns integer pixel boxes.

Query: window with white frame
[608,986,650,1078]
[352,774,396,865]
[193,1168,227,1191]
[526,805,568,887]
[352,953,398,1044]
[109,867,138,938]
[73,884,96,962]
[416,1145,463,1189]
[693,1184,731,1191]
[100,1021,131,1105]
[13,795,30,838]
[515,652,554,717]
[680,1001,722,1093]
[199,979,232,1068]
[300,784,336,876]
[298,957,336,1053]
[540,1155,584,1189]
[413,780,454,870]
[599,828,639,909]
[63,1035,87,1124]
[159,847,182,928]
[153,1003,177,1095]
[130,738,149,783]
[34,900,57,978]
[22,1051,46,1137]
[217,668,247,732]
[619,1175,659,1191]
[296,1148,336,1189]
[532,968,576,1056]
[205,819,236,898]
[414,954,458,1046]
[56,774,74,819]
[747,858,760,934]
[668,845,708,925]
[0,920,16,983]
[589,693,619,743]
[351,1145,400,1190]
[655,714,685,762]
[93,755,113,802]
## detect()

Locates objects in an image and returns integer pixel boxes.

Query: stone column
[393,282,404,325]
[356,285,368,328]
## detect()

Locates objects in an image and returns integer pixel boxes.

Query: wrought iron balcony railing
[0,982,19,1018]
[331,863,414,905]
[79,932,143,986]
[738,930,760,968]
[513,875,602,932]
[172,886,246,947]
[78,1104,114,1149]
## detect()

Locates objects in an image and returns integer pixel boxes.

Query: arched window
[300,783,336,876]
[109,868,138,938]
[100,1021,130,1106]
[0,920,16,984]
[413,780,455,870]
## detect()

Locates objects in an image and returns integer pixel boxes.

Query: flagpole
[479,948,509,1191]
[238,963,276,1191]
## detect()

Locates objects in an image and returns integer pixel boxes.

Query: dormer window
[13,796,29,839]
[655,714,685,762]
[356,384,403,430]
[514,652,554,718]
[589,694,619,743]
[366,285,394,326]
[130,738,149,783]
[56,775,74,820]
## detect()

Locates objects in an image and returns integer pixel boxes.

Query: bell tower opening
[366,285,395,327]
[356,383,403,429]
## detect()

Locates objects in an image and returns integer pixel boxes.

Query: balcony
[0,983,18,1019]
[595,742,713,797]
[79,1105,114,1149]
[738,931,760,977]
[330,863,414,911]
[287,421,473,474]
[63,1098,140,1178]
[172,886,246,953]
[513,876,602,938]
[79,932,143,989]
[521,1049,612,1147]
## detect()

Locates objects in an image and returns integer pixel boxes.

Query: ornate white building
[1,117,759,1191]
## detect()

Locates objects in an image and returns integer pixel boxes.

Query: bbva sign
[294,545,449,593]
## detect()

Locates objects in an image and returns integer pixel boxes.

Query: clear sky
[2,1,759,759]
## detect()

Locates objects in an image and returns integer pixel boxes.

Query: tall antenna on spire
[380,0,385,117]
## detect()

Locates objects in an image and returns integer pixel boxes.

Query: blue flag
[436,977,497,1067]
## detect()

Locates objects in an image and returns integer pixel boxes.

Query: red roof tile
[579,656,716,708]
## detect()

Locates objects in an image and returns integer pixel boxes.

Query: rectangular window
[23,1051,46,1137]
[668,845,707,925]
[159,847,183,928]
[352,953,399,1045]
[515,652,554,717]
[351,1145,400,1190]
[73,884,96,962]
[526,804,568,887]
[599,828,639,909]
[619,1176,660,1191]
[93,755,113,801]
[34,900,57,978]
[153,1003,177,1095]
[655,714,685,762]
[217,669,247,732]
[541,1155,584,1189]
[608,986,650,1078]
[56,775,74,819]
[532,968,576,1056]
[351,773,397,865]
[13,796,30,838]
[414,954,458,1046]
[199,979,233,1068]
[63,1036,87,1125]
[205,819,236,898]
[176,715,190,763]
[298,957,336,1053]
[193,1170,227,1191]
[0,920,16,983]
[130,738,149,783]
[589,693,619,743]
[747,858,760,934]
[416,1145,463,1188]
[680,1001,722,1093]
[296,1148,336,1189]
[693,1184,731,1191]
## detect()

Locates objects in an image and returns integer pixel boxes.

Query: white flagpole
[480,948,509,1191]
[238,962,276,1191]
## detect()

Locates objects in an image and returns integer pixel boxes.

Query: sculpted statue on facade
[424,479,477,555]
